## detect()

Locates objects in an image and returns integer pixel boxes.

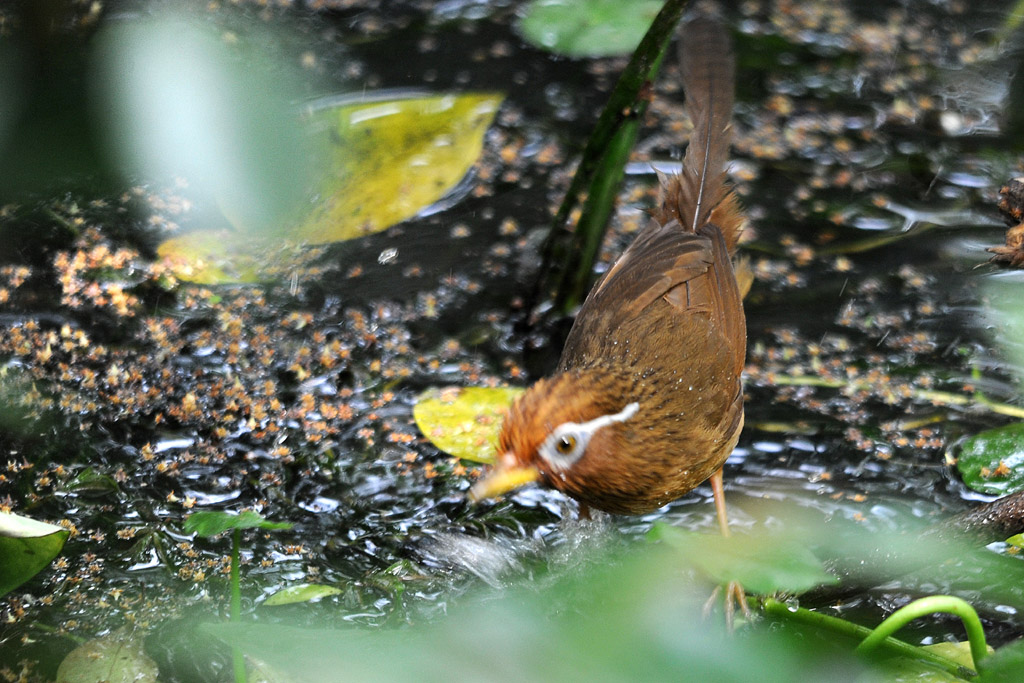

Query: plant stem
[231,528,246,683]
[762,598,975,678]
[531,0,690,317]
[765,374,1024,419]
[855,596,988,672]
[817,222,937,255]
[564,118,641,310]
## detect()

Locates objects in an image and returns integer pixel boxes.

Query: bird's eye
[540,427,584,468]
[537,403,639,471]
[555,435,576,454]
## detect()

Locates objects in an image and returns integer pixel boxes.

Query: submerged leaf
[0,512,70,597]
[264,583,343,606]
[62,466,121,497]
[957,422,1024,495]
[518,0,664,57]
[413,386,523,464]
[184,510,293,537]
[56,628,158,683]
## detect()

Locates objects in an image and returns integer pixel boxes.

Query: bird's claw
[702,580,752,631]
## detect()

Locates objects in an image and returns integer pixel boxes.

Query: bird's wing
[558,220,716,367]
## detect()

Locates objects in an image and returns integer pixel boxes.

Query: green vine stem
[530,0,690,317]
[855,596,988,672]
[856,598,991,667]
[762,597,976,678]
[764,374,1024,419]
[562,115,643,311]
[230,528,246,683]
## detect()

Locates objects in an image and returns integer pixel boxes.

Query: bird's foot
[702,580,752,631]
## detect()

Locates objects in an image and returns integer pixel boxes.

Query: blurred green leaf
[93,11,312,235]
[184,510,292,537]
[649,523,838,595]
[0,512,69,597]
[981,637,1024,682]
[203,547,865,681]
[957,422,1024,495]
[518,0,665,57]
[983,276,1024,383]
[264,584,343,606]
[414,386,524,464]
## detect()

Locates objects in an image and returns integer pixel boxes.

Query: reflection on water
[2,0,1024,678]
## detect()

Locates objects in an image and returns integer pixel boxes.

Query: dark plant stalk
[564,117,643,309]
[530,0,690,318]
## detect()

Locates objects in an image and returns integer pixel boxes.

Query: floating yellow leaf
[159,91,503,283]
[413,386,523,464]
[298,92,503,243]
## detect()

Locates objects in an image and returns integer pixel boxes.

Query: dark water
[2,0,1023,679]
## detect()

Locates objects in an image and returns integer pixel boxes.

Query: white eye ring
[538,402,639,471]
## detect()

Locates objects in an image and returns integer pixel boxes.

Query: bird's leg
[709,467,731,538]
[709,467,751,628]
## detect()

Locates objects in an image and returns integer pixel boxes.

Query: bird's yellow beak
[468,462,540,502]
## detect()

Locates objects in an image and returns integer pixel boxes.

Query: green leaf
[0,512,70,597]
[981,637,1024,683]
[159,91,503,284]
[413,386,524,464]
[648,523,838,595]
[94,12,312,237]
[263,583,343,606]
[957,422,1024,495]
[518,0,665,57]
[56,628,158,683]
[184,510,293,537]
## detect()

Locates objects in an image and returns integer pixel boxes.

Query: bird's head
[469,372,640,508]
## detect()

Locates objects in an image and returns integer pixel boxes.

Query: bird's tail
[653,13,744,255]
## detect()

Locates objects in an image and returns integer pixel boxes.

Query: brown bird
[471,12,747,606]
